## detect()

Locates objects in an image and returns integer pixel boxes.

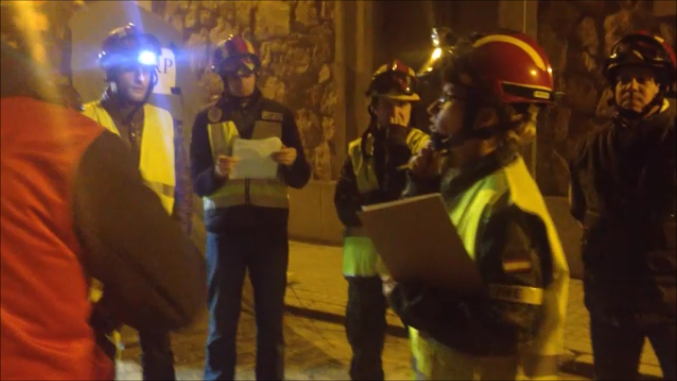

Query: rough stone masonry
[152,0,339,181]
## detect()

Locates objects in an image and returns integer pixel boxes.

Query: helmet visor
[219,56,256,77]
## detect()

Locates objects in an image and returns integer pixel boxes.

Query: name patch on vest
[261,111,283,122]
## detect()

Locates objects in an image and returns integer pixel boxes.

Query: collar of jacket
[441,142,519,200]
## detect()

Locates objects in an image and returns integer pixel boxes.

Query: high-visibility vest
[342,128,429,277]
[204,120,288,210]
[82,101,176,215]
[410,156,570,381]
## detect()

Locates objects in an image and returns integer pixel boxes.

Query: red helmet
[365,60,420,101]
[443,31,555,106]
[211,35,260,76]
[603,31,676,91]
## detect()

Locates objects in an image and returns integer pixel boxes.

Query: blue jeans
[204,227,288,381]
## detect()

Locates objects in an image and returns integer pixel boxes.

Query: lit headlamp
[137,50,159,66]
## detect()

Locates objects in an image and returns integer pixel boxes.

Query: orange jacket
[1,97,109,380]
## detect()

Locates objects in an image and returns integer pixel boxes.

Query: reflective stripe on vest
[203,120,288,210]
[409,156,569,380]
[82,101,176,214]
[342,128,430,277]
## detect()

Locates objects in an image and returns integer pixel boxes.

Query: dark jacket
[190,89,311,231]
[391,145,550,356]
[569,109,676,322]
[335,125,420,228]
[99,90,193,234]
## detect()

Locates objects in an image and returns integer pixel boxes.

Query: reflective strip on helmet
[473,35,547,71]
[487,284,544,305]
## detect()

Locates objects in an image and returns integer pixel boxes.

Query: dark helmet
[603,32,676,119]
[603,31,676,91]
[211,35,260,77]
[365,59,420,101]
[98,23,162,81]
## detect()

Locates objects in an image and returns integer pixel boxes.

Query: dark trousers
[204,227,288,381]
[590,316,677,380]
[138,331,175,380]
[345,276,388,381]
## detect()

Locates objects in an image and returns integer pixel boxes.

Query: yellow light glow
[432,48,442,61]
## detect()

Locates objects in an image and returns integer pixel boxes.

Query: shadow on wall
[536,0,677,196]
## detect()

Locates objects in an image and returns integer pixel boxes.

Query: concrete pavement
[114,240,665,380]
[284,241,665,380]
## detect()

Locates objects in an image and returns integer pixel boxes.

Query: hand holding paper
[271,145,297,167]
[214,155,239,179]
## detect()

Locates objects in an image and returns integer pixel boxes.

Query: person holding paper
[388,31,570,380]
[334,60,429,380]
[190,35,311,381]
[80,23,193,380]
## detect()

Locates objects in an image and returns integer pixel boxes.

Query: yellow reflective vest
[204,120,288,210]
[342,128,429,277]
[82,101,177,360]
[82,101,176,214]
[410,155,570,381]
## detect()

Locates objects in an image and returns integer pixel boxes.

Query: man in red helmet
[568,32,677,380]
[0,4,205,379]
[80,23,194,380]
[190,35,311,380]
[386,31,569,380]
[334,60,429,380]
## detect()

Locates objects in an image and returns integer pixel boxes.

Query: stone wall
[536,0,677,196]
[150,0,338,180]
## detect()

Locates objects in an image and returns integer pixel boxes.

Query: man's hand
[381,274,397,299]
[271,145,297,167]
[214,155,239,179]
[409,141,440,178]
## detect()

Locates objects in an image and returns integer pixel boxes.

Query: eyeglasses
[220,58,256,78]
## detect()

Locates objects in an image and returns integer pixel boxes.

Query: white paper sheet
[230,137,283,180]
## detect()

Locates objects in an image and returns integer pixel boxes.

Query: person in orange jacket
[0,3,206,379]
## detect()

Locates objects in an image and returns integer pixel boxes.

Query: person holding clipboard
[387,31,570,380]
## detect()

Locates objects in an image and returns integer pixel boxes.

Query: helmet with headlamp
[98,23,161,85]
